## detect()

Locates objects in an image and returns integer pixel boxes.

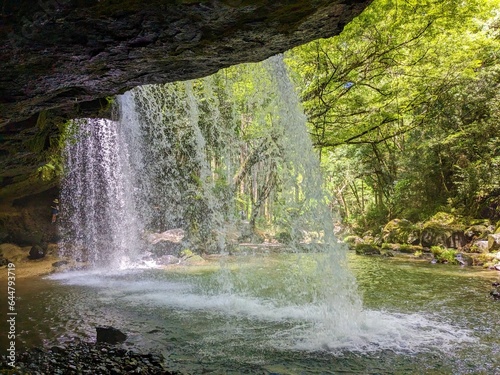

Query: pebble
[0,342,180,374]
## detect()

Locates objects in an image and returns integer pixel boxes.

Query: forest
[287,0,500,233]
[164,0,500,251]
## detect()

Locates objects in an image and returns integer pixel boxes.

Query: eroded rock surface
[0,0,371,202]
[0,0,371,126]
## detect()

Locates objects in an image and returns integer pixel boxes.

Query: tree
[287,0,500,231]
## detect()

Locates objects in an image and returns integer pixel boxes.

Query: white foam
[49,269,476,355]
[130,290,475,354]
[285,309,477,354]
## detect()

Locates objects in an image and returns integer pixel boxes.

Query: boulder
[455,253,473,266]
[488,234,500,252]
[470,240,489,253]
[28,245,45,260]
[382,219,420,245]
[397,244,423,254]
[420,212,467,249]
[96,326,127,345]
[465,224,493,240]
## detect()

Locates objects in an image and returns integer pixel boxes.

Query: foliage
[286,0,500,232]
[430,246,458,264]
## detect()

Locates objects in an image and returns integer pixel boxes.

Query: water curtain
[60,56,363,333]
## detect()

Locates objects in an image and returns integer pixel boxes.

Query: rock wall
[0,0,372,204]
[0,0,371,126]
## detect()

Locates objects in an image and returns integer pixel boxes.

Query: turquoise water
[1,253,499,374]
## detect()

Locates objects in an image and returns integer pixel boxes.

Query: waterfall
[60,56,362,325]
[264,55,364,336]
[60,118,143,267]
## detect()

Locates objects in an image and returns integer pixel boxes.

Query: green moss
[180,249,194,258]
[382,219,419,244]
[355,243,381,255]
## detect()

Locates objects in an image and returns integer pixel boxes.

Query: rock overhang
[0,0,372,199]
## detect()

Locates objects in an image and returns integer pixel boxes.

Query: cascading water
[264,55,365,343]
[54,55,478,367]
[60,53,365,338]
[60,118,143,267]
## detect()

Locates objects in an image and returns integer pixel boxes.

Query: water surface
[1,254,499,374]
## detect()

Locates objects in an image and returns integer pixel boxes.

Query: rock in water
[96,326,127,344]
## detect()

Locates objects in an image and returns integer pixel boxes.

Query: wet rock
[52,260,69,267]
[28,245,45,259]
[0,342,176,374]
[96,326,127,344]
[455,253,473,266]
[354,243,381,256]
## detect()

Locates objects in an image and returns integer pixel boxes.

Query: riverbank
[0,243,62,279]
[0,341,179,375]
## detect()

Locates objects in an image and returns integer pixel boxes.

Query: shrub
[430,246,458,264]
[276,231,293,244]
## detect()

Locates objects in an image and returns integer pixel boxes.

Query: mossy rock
[420,212,467,248]
[395,244,423,254]
[468,240,489,253]
[343,235,363,246]
[487,234,500,252]
[473,252,497,267]
[182,254,205,264]
[354,243,381,256]
[465,224,493,240]
[426,212,462,227]
[382,219,420,245]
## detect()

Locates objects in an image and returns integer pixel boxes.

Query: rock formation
[0,0,371,242]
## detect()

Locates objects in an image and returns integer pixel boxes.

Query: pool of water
[1,253,499,374]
